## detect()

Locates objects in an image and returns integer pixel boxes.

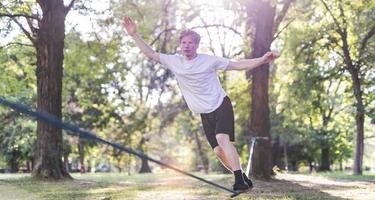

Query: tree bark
[116,159,122,173]
[352,73,365,175]
[32,0,71,179]
[78,139,85,173]
[139,157,152,173]
[246,0,275,179]
[63,153,70,173]
[9,150,20,173]
[283,144,289,171]
[308,159,314,173]
[339,160,343,171]
[340,28,364,175]
[319,146,330,171]
[271,136,282,170]
[138,138,152,173]
[26,160,32,172]
[193,130,209,174]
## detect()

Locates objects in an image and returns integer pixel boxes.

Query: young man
[123,16,279,191]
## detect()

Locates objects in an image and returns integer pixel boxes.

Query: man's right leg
[214,145,253,188]
[215,134,251,191]
[201,97,251,191]
[214,146,233,172]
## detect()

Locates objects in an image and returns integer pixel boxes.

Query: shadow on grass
[260,178,345,200]
[213,175,346,200]
[0,173,187,200]
[0,175,127,200]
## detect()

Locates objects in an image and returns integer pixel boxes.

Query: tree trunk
[339,160,343,171]
[138,138,152,173]
[26,161,32,172]
[283,144,289,171]
[308,159,314,173]
[78,139,85,173]
[63,153,69,173]
[116,159,122,173]
[246,0,275,179]
[272,136,282,170]
[139,157,152,173]
[291,160,297,171]
[9,150,20,173]
[32,0,71,179]
[127,154,132,176]
[342,43,364,175]
[319,146,330,171]
[193,131,209,174]
[351,71,365,175]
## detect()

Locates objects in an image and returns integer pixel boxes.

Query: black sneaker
[232,182,250,192]
[243,173,253,188]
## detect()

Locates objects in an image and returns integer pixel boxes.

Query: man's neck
[184,53,198,60]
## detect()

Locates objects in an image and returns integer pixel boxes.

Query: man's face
[180,35,199,58]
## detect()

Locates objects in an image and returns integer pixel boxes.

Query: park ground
[0,171,374,200]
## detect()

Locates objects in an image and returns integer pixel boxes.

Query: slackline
[0,96,243,197]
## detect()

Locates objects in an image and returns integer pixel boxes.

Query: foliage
[0,34,36,171]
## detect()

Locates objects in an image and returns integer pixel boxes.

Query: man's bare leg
[215,133,248,191]
[215,134,242,170]
[214,135,253,188]
[214,146,233,172]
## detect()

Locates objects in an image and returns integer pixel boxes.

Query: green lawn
[312,171,375,182]
[0,171,374,200]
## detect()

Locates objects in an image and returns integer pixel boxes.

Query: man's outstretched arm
[124,16,160,62]
[226,51,280,71]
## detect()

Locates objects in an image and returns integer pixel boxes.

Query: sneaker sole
[230,188,250,198]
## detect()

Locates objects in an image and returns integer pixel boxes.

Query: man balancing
[123,16,279,192]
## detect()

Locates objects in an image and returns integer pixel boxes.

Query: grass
[312,171,375,182]
[0,171,374,200]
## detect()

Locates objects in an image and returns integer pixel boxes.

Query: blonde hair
[179,29,201,44]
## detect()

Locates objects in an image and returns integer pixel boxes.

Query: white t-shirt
[160,53,229,113]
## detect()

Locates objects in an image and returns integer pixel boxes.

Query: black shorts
[200,96,235,149]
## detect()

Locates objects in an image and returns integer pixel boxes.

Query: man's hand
[123,16,161,62]
[262,51,280,64]
[123,16,137,36]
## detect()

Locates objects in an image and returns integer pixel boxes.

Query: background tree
[269,0,373,173]
[0,0,77,179]
[318,0,375,175]
[1,0,374,177]
[244,0,294,179]
[0,34,37,173]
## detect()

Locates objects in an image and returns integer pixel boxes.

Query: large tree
[317,0,374,175]
[245,0,294,179]
[1,0,77,179]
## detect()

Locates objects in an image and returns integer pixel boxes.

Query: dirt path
[276,173,375,200]
[131,173,375,200]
